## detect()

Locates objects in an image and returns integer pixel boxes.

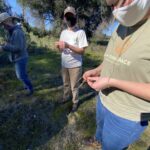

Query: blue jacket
[2,25,28,62]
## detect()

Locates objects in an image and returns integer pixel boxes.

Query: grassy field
[0,35,150,150]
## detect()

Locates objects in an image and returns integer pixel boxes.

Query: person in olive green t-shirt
[83,0,150,149]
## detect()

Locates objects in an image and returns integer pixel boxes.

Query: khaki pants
[62,66,82,104]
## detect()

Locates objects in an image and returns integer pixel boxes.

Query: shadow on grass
[78,84,97,105]
[0,43,103,150]
[0,99,69,150]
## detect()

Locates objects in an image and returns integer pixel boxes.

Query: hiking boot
[83,136,101,148]
[71,103,78,113]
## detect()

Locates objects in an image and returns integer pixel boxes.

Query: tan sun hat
[0,12,20,24]
[64,6,76,16]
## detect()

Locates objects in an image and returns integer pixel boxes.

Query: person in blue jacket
[0,12,33,96]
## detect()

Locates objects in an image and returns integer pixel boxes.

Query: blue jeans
[15,58,33,92]
[95,95,148,150]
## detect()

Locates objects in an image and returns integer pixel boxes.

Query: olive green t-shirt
[100,19,150,121]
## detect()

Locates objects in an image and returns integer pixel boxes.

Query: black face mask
[65,15,77,27]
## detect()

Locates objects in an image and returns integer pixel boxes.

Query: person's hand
[55,41,69,51]
[83,69,100,81]
[0,46,3,52]
[87,76,110,91]
[55,41,63,52]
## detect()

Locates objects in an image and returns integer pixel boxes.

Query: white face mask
[113,0,150,27]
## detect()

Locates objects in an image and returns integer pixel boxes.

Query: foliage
[30,27,51,38]
[0,0,5,13]
[0,0,11,64]
[17,0,112,37]
[0,0,12,14]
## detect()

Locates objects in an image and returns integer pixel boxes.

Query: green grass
[0,35,150,150]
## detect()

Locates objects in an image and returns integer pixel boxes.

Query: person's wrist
[108,78,116,89]
[94,68,100,76]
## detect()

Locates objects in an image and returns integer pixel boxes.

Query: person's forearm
[109,78,150,101]
[2,44,21,53]
[2,31,24,53]
[67,44,85,55]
